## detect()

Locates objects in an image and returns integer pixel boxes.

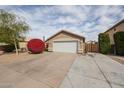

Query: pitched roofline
[45,30,85,42]
[104,19,124,33]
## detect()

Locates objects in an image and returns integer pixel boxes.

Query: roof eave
[104,19,124,33]
[45,30,85,42]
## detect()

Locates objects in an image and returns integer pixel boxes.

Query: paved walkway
[60,53,124,88]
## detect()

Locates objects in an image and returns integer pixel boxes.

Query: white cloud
[0,5,124,41]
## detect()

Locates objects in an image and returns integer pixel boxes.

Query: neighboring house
[18,36,29,51]
[45,30,85,54]
[19,41,28,51]
[104,19,124,54]
[18,37,44,52]
[104,19,124,45]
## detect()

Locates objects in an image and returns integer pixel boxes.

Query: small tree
[98,33,111,54]
[114,32,124,56]
[0,9,30,55]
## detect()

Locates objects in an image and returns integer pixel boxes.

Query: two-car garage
[53,41,77,53]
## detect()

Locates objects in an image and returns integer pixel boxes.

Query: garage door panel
[53,41,77,53]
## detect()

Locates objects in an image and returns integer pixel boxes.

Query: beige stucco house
[19,41,28,51]
[45,30,85,54]
[103,19,124,54]
[18,36,31,51]
[104,19,124,45]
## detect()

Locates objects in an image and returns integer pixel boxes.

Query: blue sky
[0,5,124,41]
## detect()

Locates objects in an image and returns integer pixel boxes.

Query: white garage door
[53,41,77,53]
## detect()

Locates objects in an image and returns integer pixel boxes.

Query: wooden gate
[85,41,98,53]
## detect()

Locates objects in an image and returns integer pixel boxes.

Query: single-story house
[19,41,28,51]
[18,36,29,51]
[45,30,85,54]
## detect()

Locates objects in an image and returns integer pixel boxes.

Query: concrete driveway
[0,52,77,88]
[0,52,124,88]
[60,53,124,88]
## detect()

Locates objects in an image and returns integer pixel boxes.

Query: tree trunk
[13,37,19,55]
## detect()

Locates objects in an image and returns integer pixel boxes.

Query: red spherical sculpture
[27,39,45,54]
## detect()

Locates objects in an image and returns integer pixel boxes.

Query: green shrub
[98,33,111,54]
[2,44,15,52]
[114,32,124,56]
